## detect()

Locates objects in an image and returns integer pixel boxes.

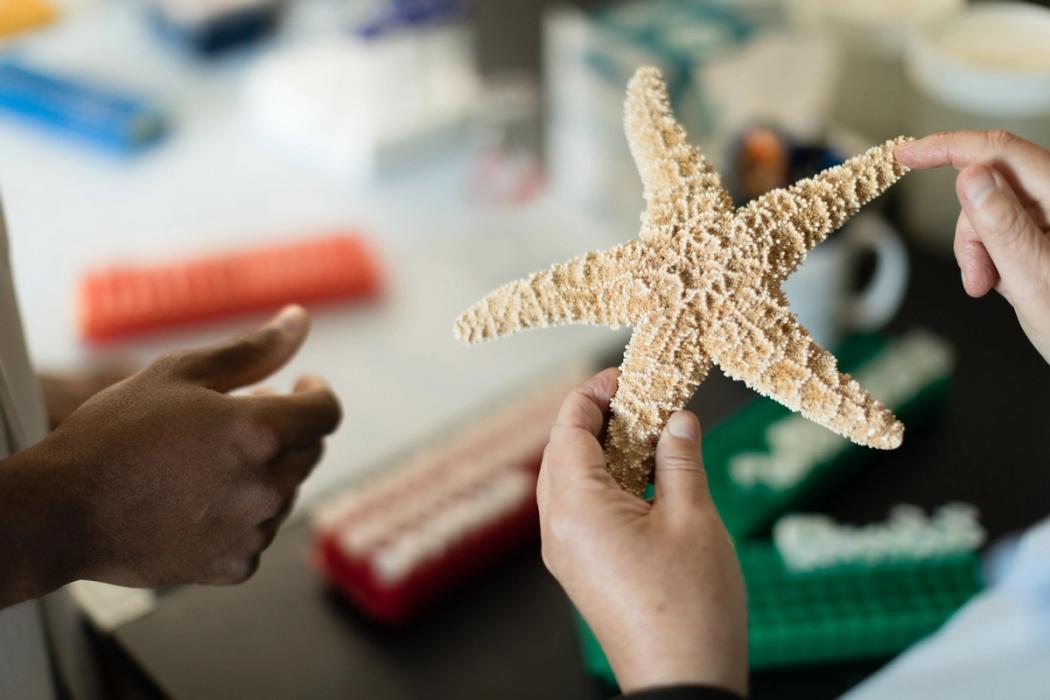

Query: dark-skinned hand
[38,365,137,429]
[0,305,341,606]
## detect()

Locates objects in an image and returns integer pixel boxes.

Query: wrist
[592,610,748,696]
[0,440,90,604]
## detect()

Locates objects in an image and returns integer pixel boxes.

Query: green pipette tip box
[704,332,953,540]
[576,545,982,686]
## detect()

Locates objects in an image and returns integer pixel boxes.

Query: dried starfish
[455,66,911,496]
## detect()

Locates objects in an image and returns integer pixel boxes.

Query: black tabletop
[109,242,1050,700]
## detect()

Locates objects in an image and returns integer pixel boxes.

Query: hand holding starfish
[456,66,911,495]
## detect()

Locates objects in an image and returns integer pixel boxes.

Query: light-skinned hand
[537,368,747,696]
[896,130,1050,362]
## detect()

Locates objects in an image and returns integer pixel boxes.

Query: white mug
[782,213,909,350]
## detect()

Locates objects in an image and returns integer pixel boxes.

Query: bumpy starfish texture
[455,66,912,496]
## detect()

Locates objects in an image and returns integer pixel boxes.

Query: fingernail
[667,411,698,440]
[962,168,997,206]
[274,305,306,334]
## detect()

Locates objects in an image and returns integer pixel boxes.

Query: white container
[786,0,965,143]
[782,213,909,350]
[542,3,753,231]
[243,10,479,182]
[903,3,1050,253]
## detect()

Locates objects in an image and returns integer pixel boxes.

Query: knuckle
[988,129,1017,149]
[213,555,260,585]
[992,204,1028,247]
[253,486,287,520]
[659,450,702,472]
[568,389,603,425]
[236,416,282,464]
[547,424,590,446]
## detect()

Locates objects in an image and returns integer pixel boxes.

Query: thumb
[182,305,310,392]
[653,411,713,518]
[957,165,1050,309]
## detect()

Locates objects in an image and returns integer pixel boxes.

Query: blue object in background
[0,59,167,154]
[149,0,282,57]
[353,0,470,40]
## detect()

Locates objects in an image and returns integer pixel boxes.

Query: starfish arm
[624,67,732,242]
[709,287,903,449]
[453,243,646,344]
[739,138,911,278]
[604,312,712,496]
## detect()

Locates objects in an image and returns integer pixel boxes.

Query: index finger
[248,375,342,451]
[896,130,1045,175]
[540,369,620,507]
[552,367,619,435]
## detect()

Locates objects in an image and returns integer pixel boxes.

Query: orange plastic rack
[78,234,381,342]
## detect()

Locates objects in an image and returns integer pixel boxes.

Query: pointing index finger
[895,130,1036,172]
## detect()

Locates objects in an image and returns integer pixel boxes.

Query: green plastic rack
[702,332,953,539]
[577,544,982,686]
